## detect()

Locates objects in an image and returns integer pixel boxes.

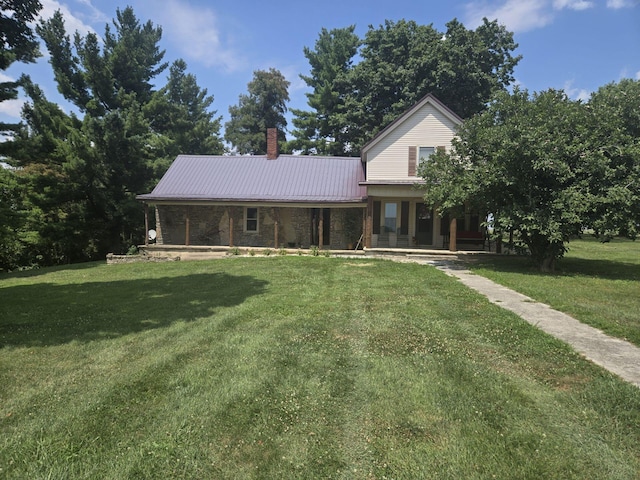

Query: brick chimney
[266,128,278,160]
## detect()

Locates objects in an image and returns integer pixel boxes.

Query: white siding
[365,103,458,182]
[367,185,424,198]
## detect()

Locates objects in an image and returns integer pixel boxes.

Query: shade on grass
[1,257,639,479]
[468,237,640,347]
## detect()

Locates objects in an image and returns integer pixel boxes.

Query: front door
[415,204,433,245]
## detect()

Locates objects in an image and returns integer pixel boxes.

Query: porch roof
[137,154,367,204]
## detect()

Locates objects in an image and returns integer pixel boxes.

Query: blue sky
[1,0,639,135]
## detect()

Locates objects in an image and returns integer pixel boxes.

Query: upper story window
[419,146,435,165]
[245,207,258,232]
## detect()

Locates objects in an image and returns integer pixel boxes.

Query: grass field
[1,256,639,479]
[467,237,640,347]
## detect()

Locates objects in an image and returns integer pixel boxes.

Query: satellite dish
[148,229,157,241]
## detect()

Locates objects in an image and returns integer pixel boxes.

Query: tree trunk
[525,234,561,273]
[540,255,556,273]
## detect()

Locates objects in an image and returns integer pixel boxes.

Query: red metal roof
[137,154,367,204]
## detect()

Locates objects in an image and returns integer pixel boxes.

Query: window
[419,146,435,165]
[245,207,258,232]
[384,203,397,233]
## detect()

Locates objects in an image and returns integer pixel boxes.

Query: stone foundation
[106,253,180,264]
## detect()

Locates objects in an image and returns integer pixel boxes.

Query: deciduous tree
[292,18,520,154]
[420,88,589,272]
[585,79,640,239]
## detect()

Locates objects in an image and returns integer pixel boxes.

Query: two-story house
[360,93,461,249]
[137,94,483,251]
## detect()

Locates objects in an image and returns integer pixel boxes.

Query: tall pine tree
[145,59,224,176]
[225,68,290,155]
[289,26,360,155]
[0,0,42,136]
[3,7,222,266]
[0,0,42,270]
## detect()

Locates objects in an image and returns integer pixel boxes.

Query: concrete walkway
[406,257,640,388]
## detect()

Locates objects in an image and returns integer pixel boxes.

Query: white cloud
[606,0,638,8]
[464,0,601,33]
[39,0,98,37]
[464,0,554,33]
[563,80,591,101]
[0,73,23,119]
[268,64,306,94]
[619,67,640,80]
[0,72,15,83]
[553,0,594,10]
[155,0,245,72]
[0,99,25,119]
[75,0,110,25]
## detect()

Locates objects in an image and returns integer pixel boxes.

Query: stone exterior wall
[156,205,226,246]
[336,207,361,248]
[155,205,365,249]
[293,208,314,248]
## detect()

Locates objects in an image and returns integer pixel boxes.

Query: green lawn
[1,257,639,479]
[466,237,640,347]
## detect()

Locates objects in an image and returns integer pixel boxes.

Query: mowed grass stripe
[1,257,639,479]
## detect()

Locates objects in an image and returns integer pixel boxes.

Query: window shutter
[372,201,381,235]
[437,146,446,153]
[400,201,409,235]
[408,146,417,176]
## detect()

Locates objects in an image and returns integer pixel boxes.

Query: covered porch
[362,184,490,252]
[141,202,367,251]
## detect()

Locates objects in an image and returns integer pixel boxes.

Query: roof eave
[358,180,426,186]
[137,196,368,205]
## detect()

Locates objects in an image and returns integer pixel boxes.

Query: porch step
[376,234,410,248]
[396,236,410,248]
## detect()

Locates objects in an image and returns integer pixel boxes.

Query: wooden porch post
[318,208,324,248]
[362,208,367,249]
[228,207,234,247]
[273,207,279,248]
[449,217,457,252]
[144,203,149,246]
[185,207,190,246]
[365,198,373,248]
[318,211,324,249]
